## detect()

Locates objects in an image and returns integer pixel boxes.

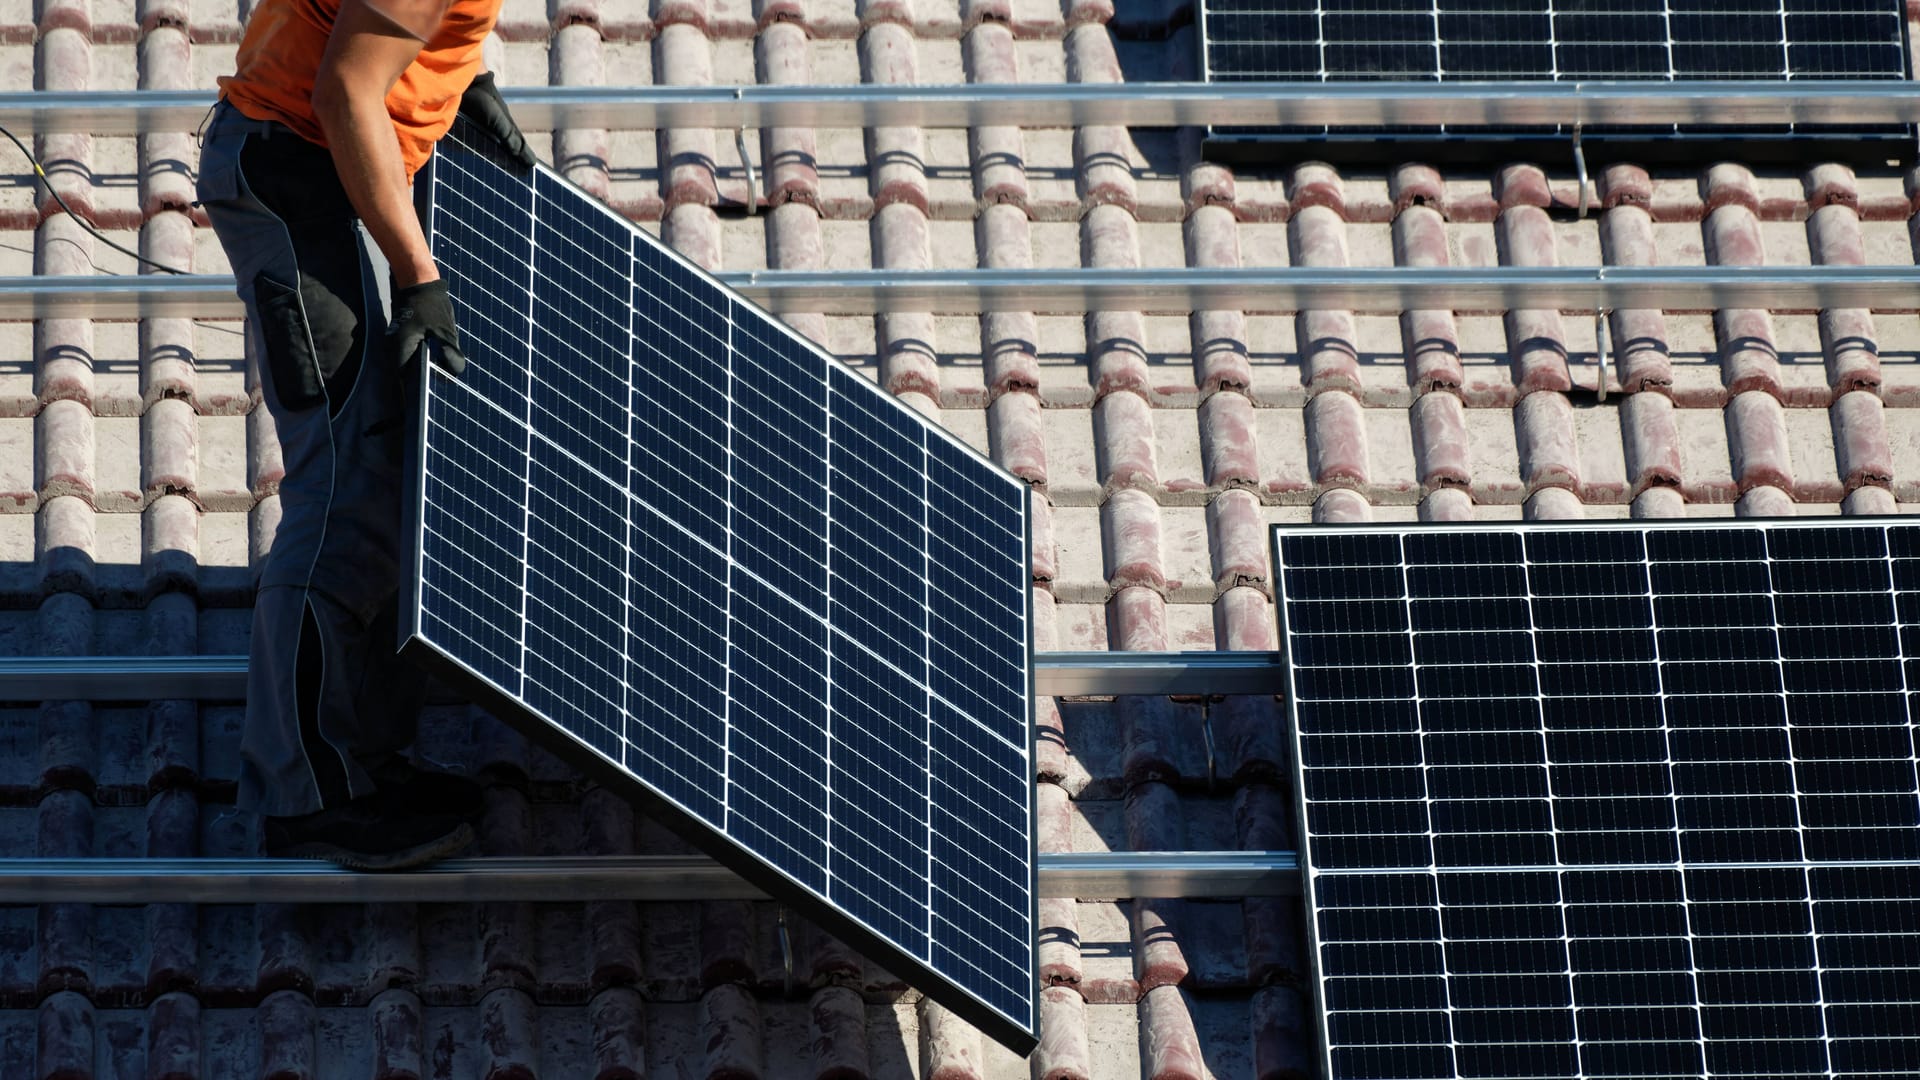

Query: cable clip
[777,904,794,996]
[736,128,758,217]
[1594,304,1613,402]
[1571,124,1590,220]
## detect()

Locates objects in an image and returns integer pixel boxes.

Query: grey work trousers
[197,101,428,816]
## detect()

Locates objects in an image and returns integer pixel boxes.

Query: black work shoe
[263,789,473,872]
[368,757,486,823]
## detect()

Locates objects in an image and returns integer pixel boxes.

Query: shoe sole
[273,821,475,872]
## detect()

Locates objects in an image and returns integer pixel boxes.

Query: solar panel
[1272,519,1920,1080]
[1201,1,1910,83]
[1198,0,1913,161]
[401,123,1038,1053]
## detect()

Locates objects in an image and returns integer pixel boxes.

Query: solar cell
[403,123,1038,1053]
[1274,519,1920,1080]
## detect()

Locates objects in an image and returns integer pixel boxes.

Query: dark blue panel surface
[418,383,526,696]
[726,576,827,889]
[630,241,730,556]
[410,125,1036,1053]
[1277,519,1920,1080]
[531,171,631,486]
[522,435,628,766]
[829,634,931,957]
[826,366,932,958]
[926,434,1029,745]
[731,319,828,606]
[625,496,728,826]
[923,432,1033,1024]
[427,140,532,411]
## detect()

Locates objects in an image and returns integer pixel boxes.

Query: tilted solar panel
[1272,519,1920,1080]
[402,123,1038,1052]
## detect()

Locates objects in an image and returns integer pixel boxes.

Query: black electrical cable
[0,119,190,276]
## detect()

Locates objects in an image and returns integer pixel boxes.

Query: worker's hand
[390,278,466,378]
[458,72,538,168]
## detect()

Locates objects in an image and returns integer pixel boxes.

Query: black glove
[458,72,537,168]
[389,278,466,378]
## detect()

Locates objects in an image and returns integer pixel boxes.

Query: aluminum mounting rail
[1034,651,1284,695]
[7,266,1920,321]
[6,81,1920,135]
[0,652,1286,700]
[0,851,1299,902]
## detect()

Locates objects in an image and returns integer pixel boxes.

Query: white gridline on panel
[423,140,1035,1005]
[1284,523,1920,1080]
[817,291,838,922]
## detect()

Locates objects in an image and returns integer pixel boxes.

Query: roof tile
[1032,986,1089,1080]
[37,989,93,1079]
[1092,392,1157,495]
[1250,986,1312,1080]
[1106,583,1164,653]
[1139,984,1203,1080]
[1407,389,1468,493]
[1529,480,1589,519]
[1312,485,1371,523]
[1728,388,1797,494]
[1196,392,1256,493]
[1421,482,1477,520]
[1302,389,1368,491]
[1515,390,1581,495]
[807,984,870,1078]
[1617,390,1682,498]
[986,390,1046,488]
[1846,482,1900,514]
[1739,479,1802,516]
[1833,388,1895,491]
[1632,478,1689,520]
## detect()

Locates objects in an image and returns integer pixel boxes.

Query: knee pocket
[254,271,326,411]
[254,267,365,416]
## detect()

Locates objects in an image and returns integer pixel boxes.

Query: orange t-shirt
[218,0,500,181]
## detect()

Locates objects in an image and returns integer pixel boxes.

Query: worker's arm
[310,0,448,288]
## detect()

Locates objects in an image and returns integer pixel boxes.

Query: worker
[196,0,537,870]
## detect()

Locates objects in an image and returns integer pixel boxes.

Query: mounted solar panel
[1199,0,1913,164]
[401,122,1039,1053]
[1273,519,1920,1080]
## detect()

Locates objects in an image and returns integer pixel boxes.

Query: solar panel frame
[399,126,1040,1054]
[1271,516,1920,1080]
